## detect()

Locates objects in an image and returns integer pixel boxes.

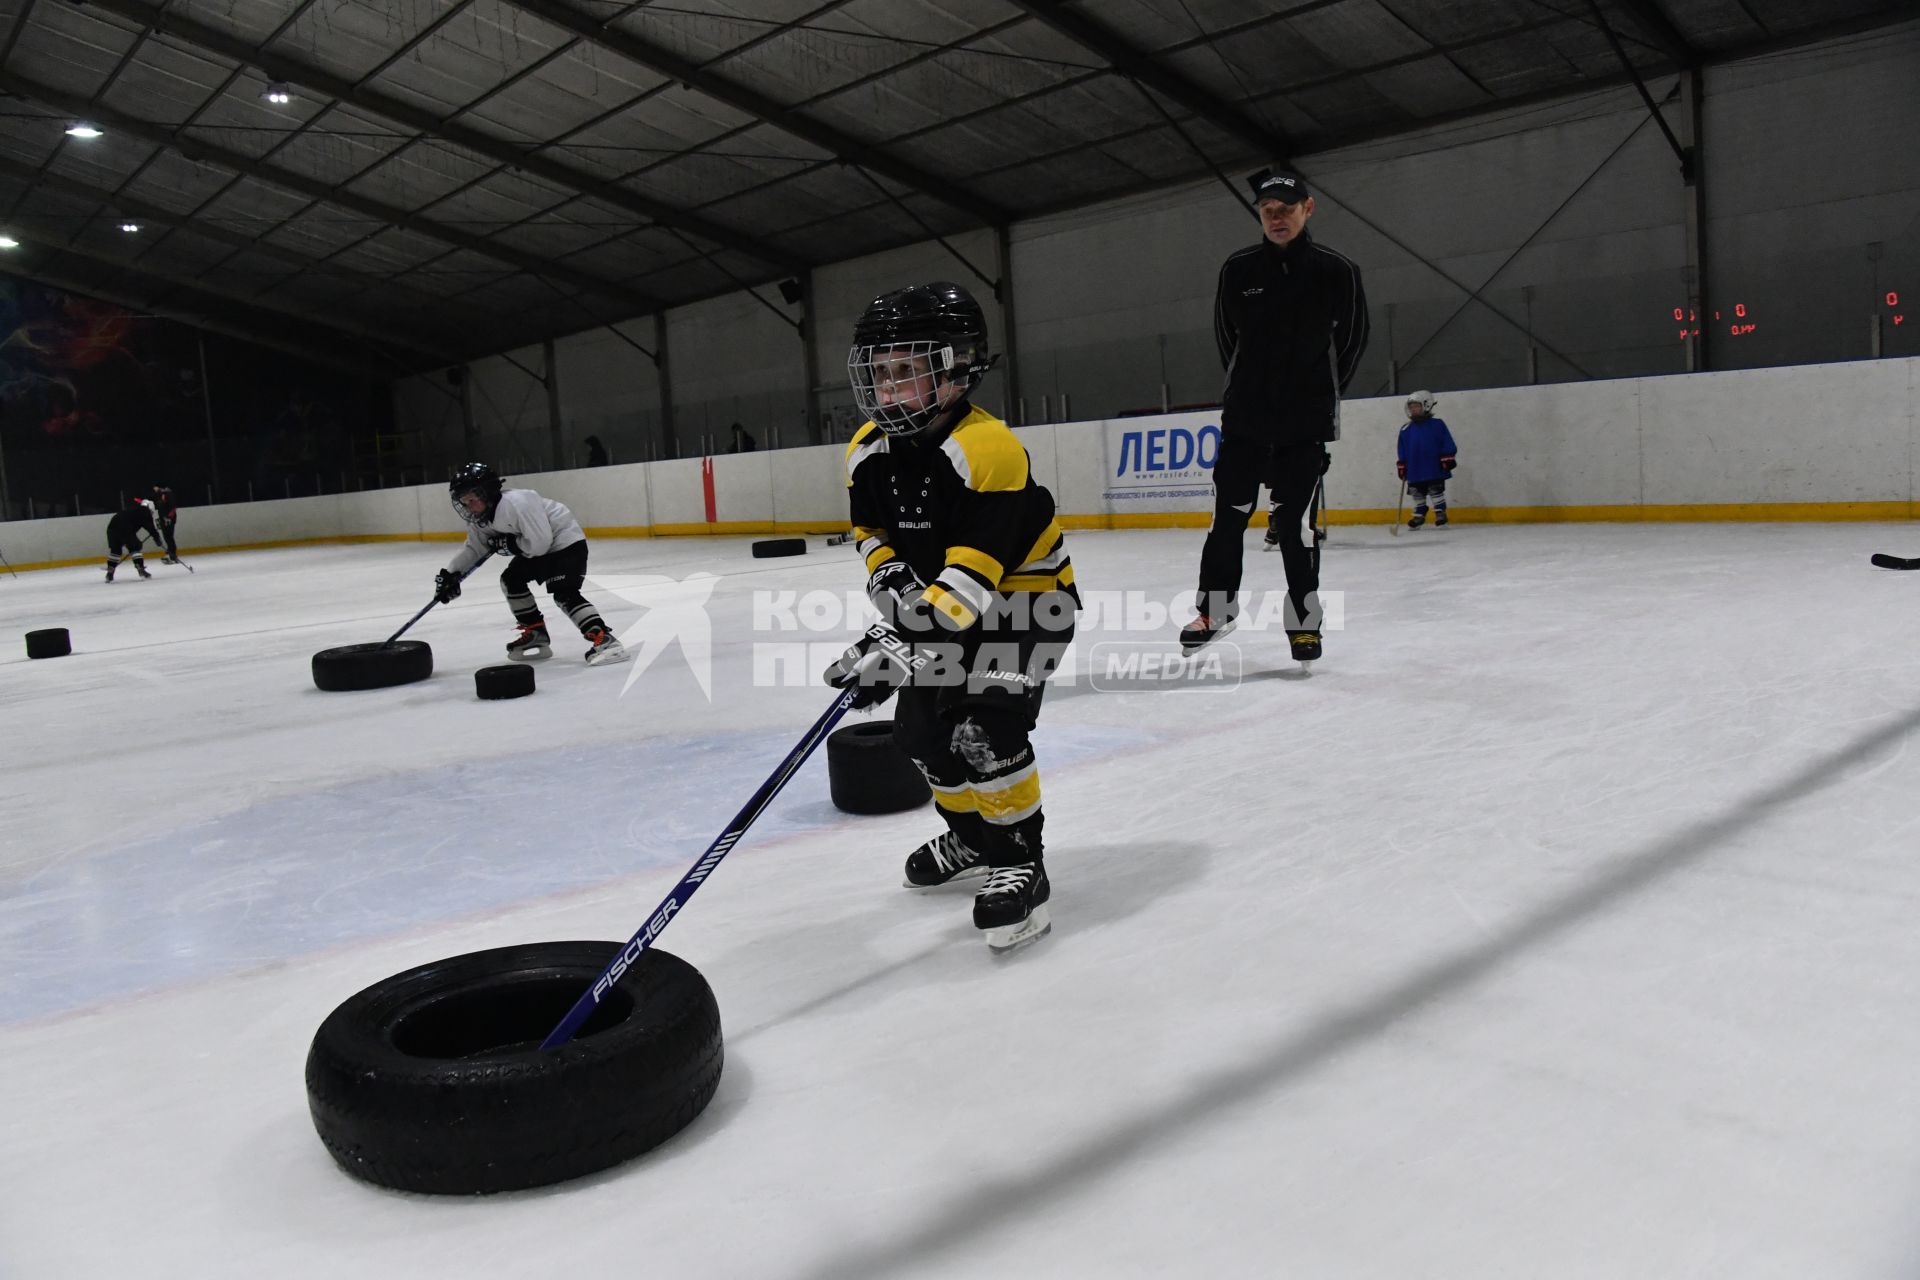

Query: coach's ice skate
[973,862,1051,952]
[903,830,988,888]
[1180,610,1237,652]
[584,627,629,666]
[1289,629,1322,668]
[506,622,552,661]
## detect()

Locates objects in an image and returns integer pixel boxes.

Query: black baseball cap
[1249,169,1309,205]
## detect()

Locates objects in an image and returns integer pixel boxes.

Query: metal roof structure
[0,0,1906,372]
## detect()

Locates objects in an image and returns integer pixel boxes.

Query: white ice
[5,523,1920,1279]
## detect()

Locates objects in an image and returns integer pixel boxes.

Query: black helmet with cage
[448,461,503,526]
[847,281,994,437]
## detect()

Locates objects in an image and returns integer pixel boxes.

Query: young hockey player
[103,494,161,581]
[1396,392,1458,529]
[433,463,629,666]
[150,484,180,561]
[825,281,1078,953]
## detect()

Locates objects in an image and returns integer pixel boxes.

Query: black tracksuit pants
[1197,434,1324,628]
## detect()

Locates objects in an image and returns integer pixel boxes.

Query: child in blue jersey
[1396,391,1457,528]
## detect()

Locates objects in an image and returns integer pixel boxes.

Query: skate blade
[586,647,631,667]
[508,645,552,662]
[1179,617,1237,653]
[903,865,991,891]
[984,904,1052,954]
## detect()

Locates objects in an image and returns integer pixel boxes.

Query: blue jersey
[1397,417,1457,485]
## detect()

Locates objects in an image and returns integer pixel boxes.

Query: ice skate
[903,830,988,889]
[1407,511,1426,530]
[1179,610,1237,652]
[973,862,1051,953]
[1261,531,1281,553]
[104,562,116,583]
[1289,629,1322,668]
[506,622,552,661]
[1434,508,1448,528]
[584,627,630,666]
[135,562,152,579]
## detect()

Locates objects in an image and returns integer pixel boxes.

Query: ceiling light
[0,235,18,249]
[119,222,140,233]
[65,122,103,139]
[261,83,292,105]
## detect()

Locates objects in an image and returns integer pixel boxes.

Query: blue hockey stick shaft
[541,687,859,1049]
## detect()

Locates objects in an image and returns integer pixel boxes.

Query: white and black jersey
[1212,228,1369,445]
[447,488,585,573]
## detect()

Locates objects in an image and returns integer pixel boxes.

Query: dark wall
[0,275,393,517]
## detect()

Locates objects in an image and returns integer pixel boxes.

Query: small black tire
[827,720,931,815]
[475,663,535,700]
[311,641,433,692]
[305,942,723,1195]
[751,537,806,558]
[25,628,71,659]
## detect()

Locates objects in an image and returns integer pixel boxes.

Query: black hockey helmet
[847,281,995,437]
[449,461,503,526]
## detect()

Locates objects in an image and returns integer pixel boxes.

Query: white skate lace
[933,833,978,872]
[979,864,1034,896]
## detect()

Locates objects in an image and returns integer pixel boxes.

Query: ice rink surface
[5,521,1920,1278]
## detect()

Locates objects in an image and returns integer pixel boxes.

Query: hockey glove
[1441,456,1457,474]
[823,625,923,711]
[865,558,927,628]
[434,568,462,603]
[1396,460,1407,481]
[487,532,519,556]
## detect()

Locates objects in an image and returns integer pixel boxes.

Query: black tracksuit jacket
[1212,228,1370,446]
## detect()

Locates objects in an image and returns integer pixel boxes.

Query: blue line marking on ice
[0,723,1147,1022]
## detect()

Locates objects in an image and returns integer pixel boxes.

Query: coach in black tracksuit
[1185,169,1369,659]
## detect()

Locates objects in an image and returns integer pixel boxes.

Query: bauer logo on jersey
[588,571,720,700]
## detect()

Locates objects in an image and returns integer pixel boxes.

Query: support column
[655,313,677,459]
[458,364,479,458]
[197,331,219,498]
[799,269,821,445]
[1682,67,1711,373]
[542,338,564,469]
[994,224,1021,424]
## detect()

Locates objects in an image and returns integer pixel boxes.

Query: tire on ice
[310,641,433,692]
[826,720,931,815]
[474,663,535,700]
[25,627,71,659]
[750,537,806,559]
[305,941,723,1195]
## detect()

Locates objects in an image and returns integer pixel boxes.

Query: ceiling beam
[72,0,804,271]
[1610,0,1701,68]
[0,246,421,373]
[499,0,1011,226]
[1,227,458,365]
[0,151,488,328]
[1006,0,1294,161]
[0,70,664,315]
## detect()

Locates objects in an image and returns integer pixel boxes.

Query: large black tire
[306,942,723,1195]
[475,663,535,700]
[311,641,433,692]
[827,720,931,815]
[25,628,71,659]
[751,537,806,559]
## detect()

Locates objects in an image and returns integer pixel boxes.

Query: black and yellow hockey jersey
[845,404,1077,630]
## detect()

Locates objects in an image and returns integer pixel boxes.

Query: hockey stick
[542,686,861,1049]
[1389,480,1407,537]
[139,533,193,572]
[384,550,497,646]
[1870,554,1920,570]
[0,544,15,578]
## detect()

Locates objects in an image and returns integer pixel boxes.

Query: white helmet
[1405,390,1436,419]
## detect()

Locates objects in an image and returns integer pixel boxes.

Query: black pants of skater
[500,541,607,636]
[891,595,1075,869]
[1198,434,1325,625]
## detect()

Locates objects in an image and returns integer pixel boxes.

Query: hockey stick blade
[1870,553,1920,570]
[540,688,859,1049]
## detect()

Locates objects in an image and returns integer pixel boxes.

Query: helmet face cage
[449,464,502,527]
[847,340,978,437]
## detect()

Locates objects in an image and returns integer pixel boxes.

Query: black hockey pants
[500,541,607,637]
